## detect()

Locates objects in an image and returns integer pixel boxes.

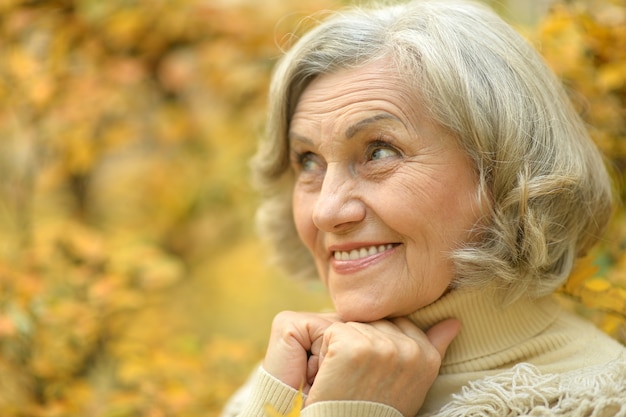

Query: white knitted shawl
[432,356,626,417]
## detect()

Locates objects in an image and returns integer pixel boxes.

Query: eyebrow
[288,132,314,147]
[288,112,403,145]
[345,113,403,138]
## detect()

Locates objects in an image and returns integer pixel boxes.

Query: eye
[292,151,324,172]
[371,147,398,160]
[367,140,401,161]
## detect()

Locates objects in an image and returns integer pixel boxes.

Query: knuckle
[349,343,372,360]
[325,321,345,333]
[376,338,400,361]
[321,322,338,341]
[401,341,442,377]
[272,310,297,327]
[324,322,371,357]
[323,322,348,343]
[423,348,443,375]
[271,311,306,339]
[403,340,422,361]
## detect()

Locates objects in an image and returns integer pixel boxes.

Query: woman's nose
[312,164,366,233]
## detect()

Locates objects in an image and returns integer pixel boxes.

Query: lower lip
[331,245,398,274]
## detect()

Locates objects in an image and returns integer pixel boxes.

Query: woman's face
[289,59,483,322]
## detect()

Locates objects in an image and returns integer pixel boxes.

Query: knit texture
[222,287,626,417]
[434,357,626,417]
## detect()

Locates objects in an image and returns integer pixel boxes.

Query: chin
[334,304,388,323]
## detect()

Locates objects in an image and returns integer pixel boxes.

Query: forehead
[290,59,420,134]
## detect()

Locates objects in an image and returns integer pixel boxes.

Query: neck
[409,286,562,373]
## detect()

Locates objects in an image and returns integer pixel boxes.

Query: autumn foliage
[0,0,624,416]
[537,0,626,339]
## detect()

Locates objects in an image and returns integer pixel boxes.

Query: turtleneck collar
[409,287,562,374]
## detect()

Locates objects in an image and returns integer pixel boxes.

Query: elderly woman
[223,0,626,416]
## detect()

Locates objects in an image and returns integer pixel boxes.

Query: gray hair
[252,0,614,303]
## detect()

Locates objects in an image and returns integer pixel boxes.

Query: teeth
[334,244,394,261]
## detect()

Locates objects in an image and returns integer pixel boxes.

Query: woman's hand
[306,317,460,417]
[262,311,341,392]
[263,312,460,417]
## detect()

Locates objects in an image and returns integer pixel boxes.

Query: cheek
[399,165,480,230]
[292,190,316,250]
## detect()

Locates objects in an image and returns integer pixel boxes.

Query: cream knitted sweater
[222,288,626,417]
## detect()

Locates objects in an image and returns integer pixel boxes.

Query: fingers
[369,316,460,355]
[263,309,461,415]
[425,318,461,358]
[308,316,459,417]
[263,311,341,390]
[319,316,460,364]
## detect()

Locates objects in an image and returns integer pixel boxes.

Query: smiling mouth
[333,244,396,261]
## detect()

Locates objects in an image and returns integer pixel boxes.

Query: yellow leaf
[561,255,599,296]
[585,278,611,293]
[604,287,626,315]
[598,314,624,336]
[580,278,611,308]
[264,390,303,417]
[598,62,626,92]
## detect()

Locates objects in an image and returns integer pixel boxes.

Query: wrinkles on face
[289,58,484,321]
[290,70,421,148]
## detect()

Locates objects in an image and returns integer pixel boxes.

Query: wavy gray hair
[252,0,614,303]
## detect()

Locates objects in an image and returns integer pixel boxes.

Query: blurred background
[0,0,624,416]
